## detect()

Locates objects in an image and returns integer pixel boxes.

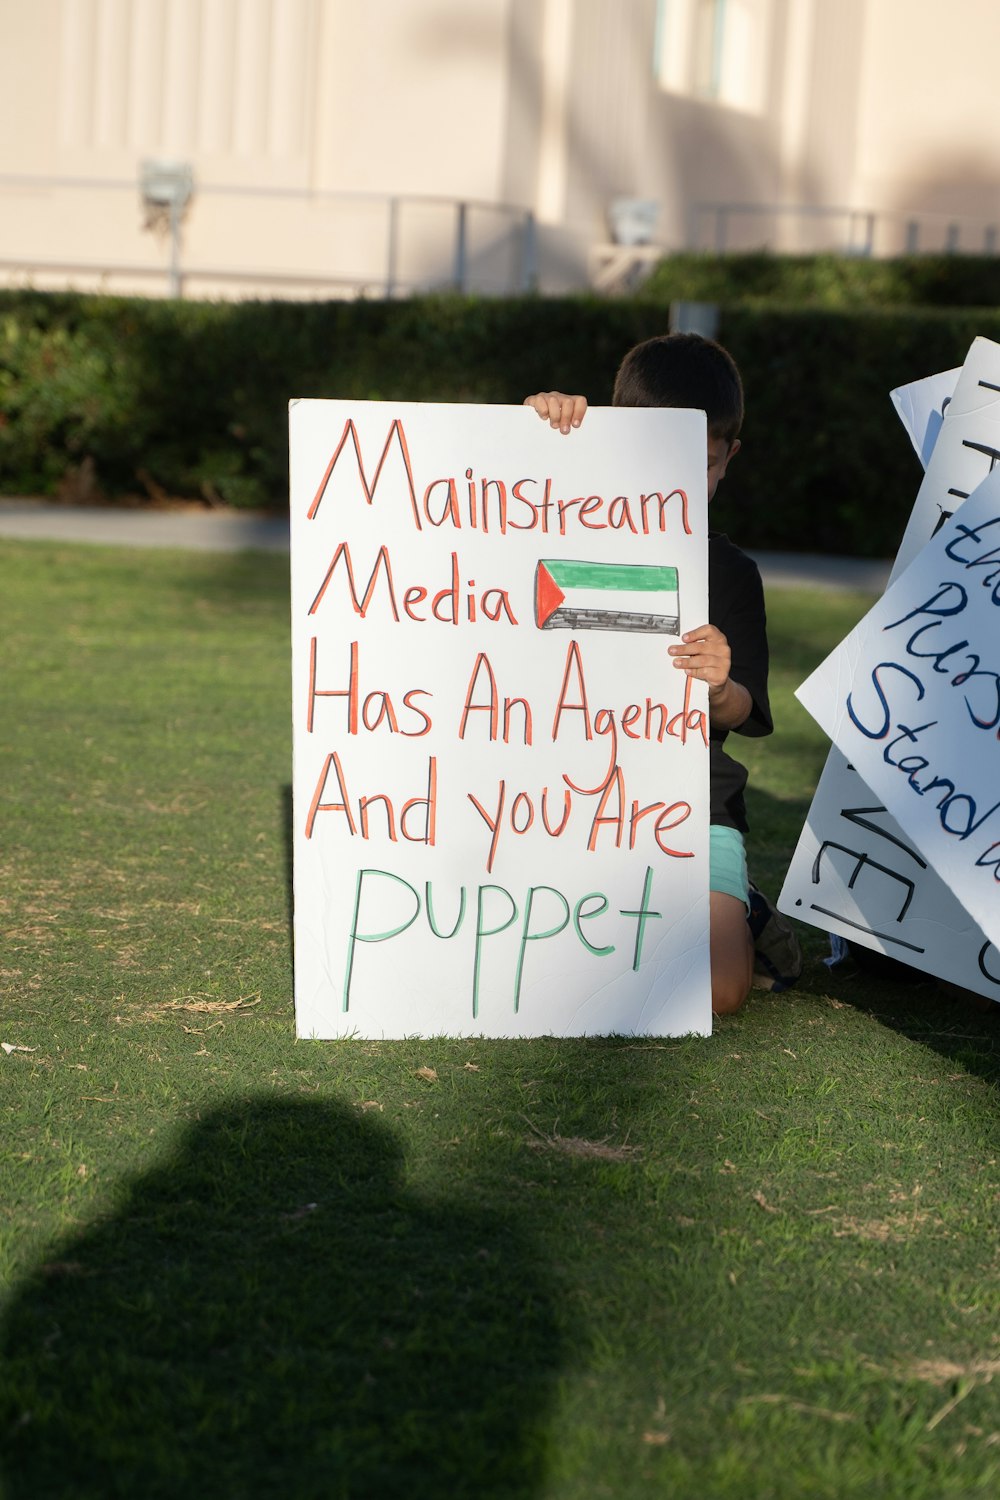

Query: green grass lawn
[2,539,1000,1499]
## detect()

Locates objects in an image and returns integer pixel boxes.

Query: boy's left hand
[668,623,731,689]
[669,624,752,729]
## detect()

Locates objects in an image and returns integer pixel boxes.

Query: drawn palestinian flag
[534,559,680,634]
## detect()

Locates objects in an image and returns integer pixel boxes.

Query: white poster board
[796,469,1000,951]
[890,366,961,469]
[289,401,712,1038]
[779,341,1000,1000]
[892,338,1000,579]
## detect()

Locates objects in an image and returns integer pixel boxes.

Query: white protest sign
[795,470,1000,949]
[892,337,1000,584]
[890,367,960,470]
[779,342,1000,1000]
[778,749,998,994]
[289,401,712,1039]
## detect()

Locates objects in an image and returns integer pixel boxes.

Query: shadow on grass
[282,781,294,946]
[164,545,292,611]
[0,1097,560,1500]
[820,948,1000,1091]
[742,787,1000,1089]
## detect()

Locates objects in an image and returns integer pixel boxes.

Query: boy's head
[612,332,743,499]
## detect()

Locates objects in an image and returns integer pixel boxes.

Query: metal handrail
[695,200,1000,256]
[0,172,537,298]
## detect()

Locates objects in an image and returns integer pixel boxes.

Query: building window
[655,0,766,113]
[693,0,727,99]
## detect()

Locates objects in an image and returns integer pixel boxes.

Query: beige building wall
[0,0,528,297]
[1,0,999,299]
[853,0,1000,251]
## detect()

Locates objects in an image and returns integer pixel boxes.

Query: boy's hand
[668,624,751,729]
[669,623,731,688]
[523,391,588,434]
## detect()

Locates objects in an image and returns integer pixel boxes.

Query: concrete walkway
[0,498,290,554]
[0,497,893,593]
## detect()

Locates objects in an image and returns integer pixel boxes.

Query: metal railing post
[386,196,400,297]
[169,201,183,297]
[519,211,537,292]
[454,201,468,292]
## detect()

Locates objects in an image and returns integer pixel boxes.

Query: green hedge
[1,288,998,556]
[643,252,1000,309]
[713,305,1000,555]
[0,292,643,509]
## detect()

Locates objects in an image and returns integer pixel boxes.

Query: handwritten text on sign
[289,402,712,1039]
[796,469,1000,948]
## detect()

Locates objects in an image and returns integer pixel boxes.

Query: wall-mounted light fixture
[140,159,194,298]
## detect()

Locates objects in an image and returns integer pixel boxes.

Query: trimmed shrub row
[643,252,1000,310]
[715,305,999,555]
[1,288,997,556]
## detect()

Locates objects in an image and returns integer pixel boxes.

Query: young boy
[525,332,774,1015]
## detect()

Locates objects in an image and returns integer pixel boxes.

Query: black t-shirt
[708,531,772,832]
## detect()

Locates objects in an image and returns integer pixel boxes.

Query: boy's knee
[712,977,749,1016]
[709,888,753,1016]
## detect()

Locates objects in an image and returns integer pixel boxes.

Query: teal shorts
[709,824,749,908]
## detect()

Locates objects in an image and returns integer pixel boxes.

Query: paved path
[0,498,290,554]
[0,497,893,593]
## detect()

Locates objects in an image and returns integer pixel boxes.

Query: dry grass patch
[830,1212,942,1241]
[829,1181,945,1241]
[157,993,262,1014]
[738,1393,855,1423]
[523,1120,641,1162]
[902,1358,1000,1386]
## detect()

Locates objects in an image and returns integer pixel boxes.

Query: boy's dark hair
[612,332,744,443]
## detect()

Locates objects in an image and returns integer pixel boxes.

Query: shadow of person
[1,1097,560,1499]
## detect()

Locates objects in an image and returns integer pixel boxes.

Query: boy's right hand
[523,391,588,434]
